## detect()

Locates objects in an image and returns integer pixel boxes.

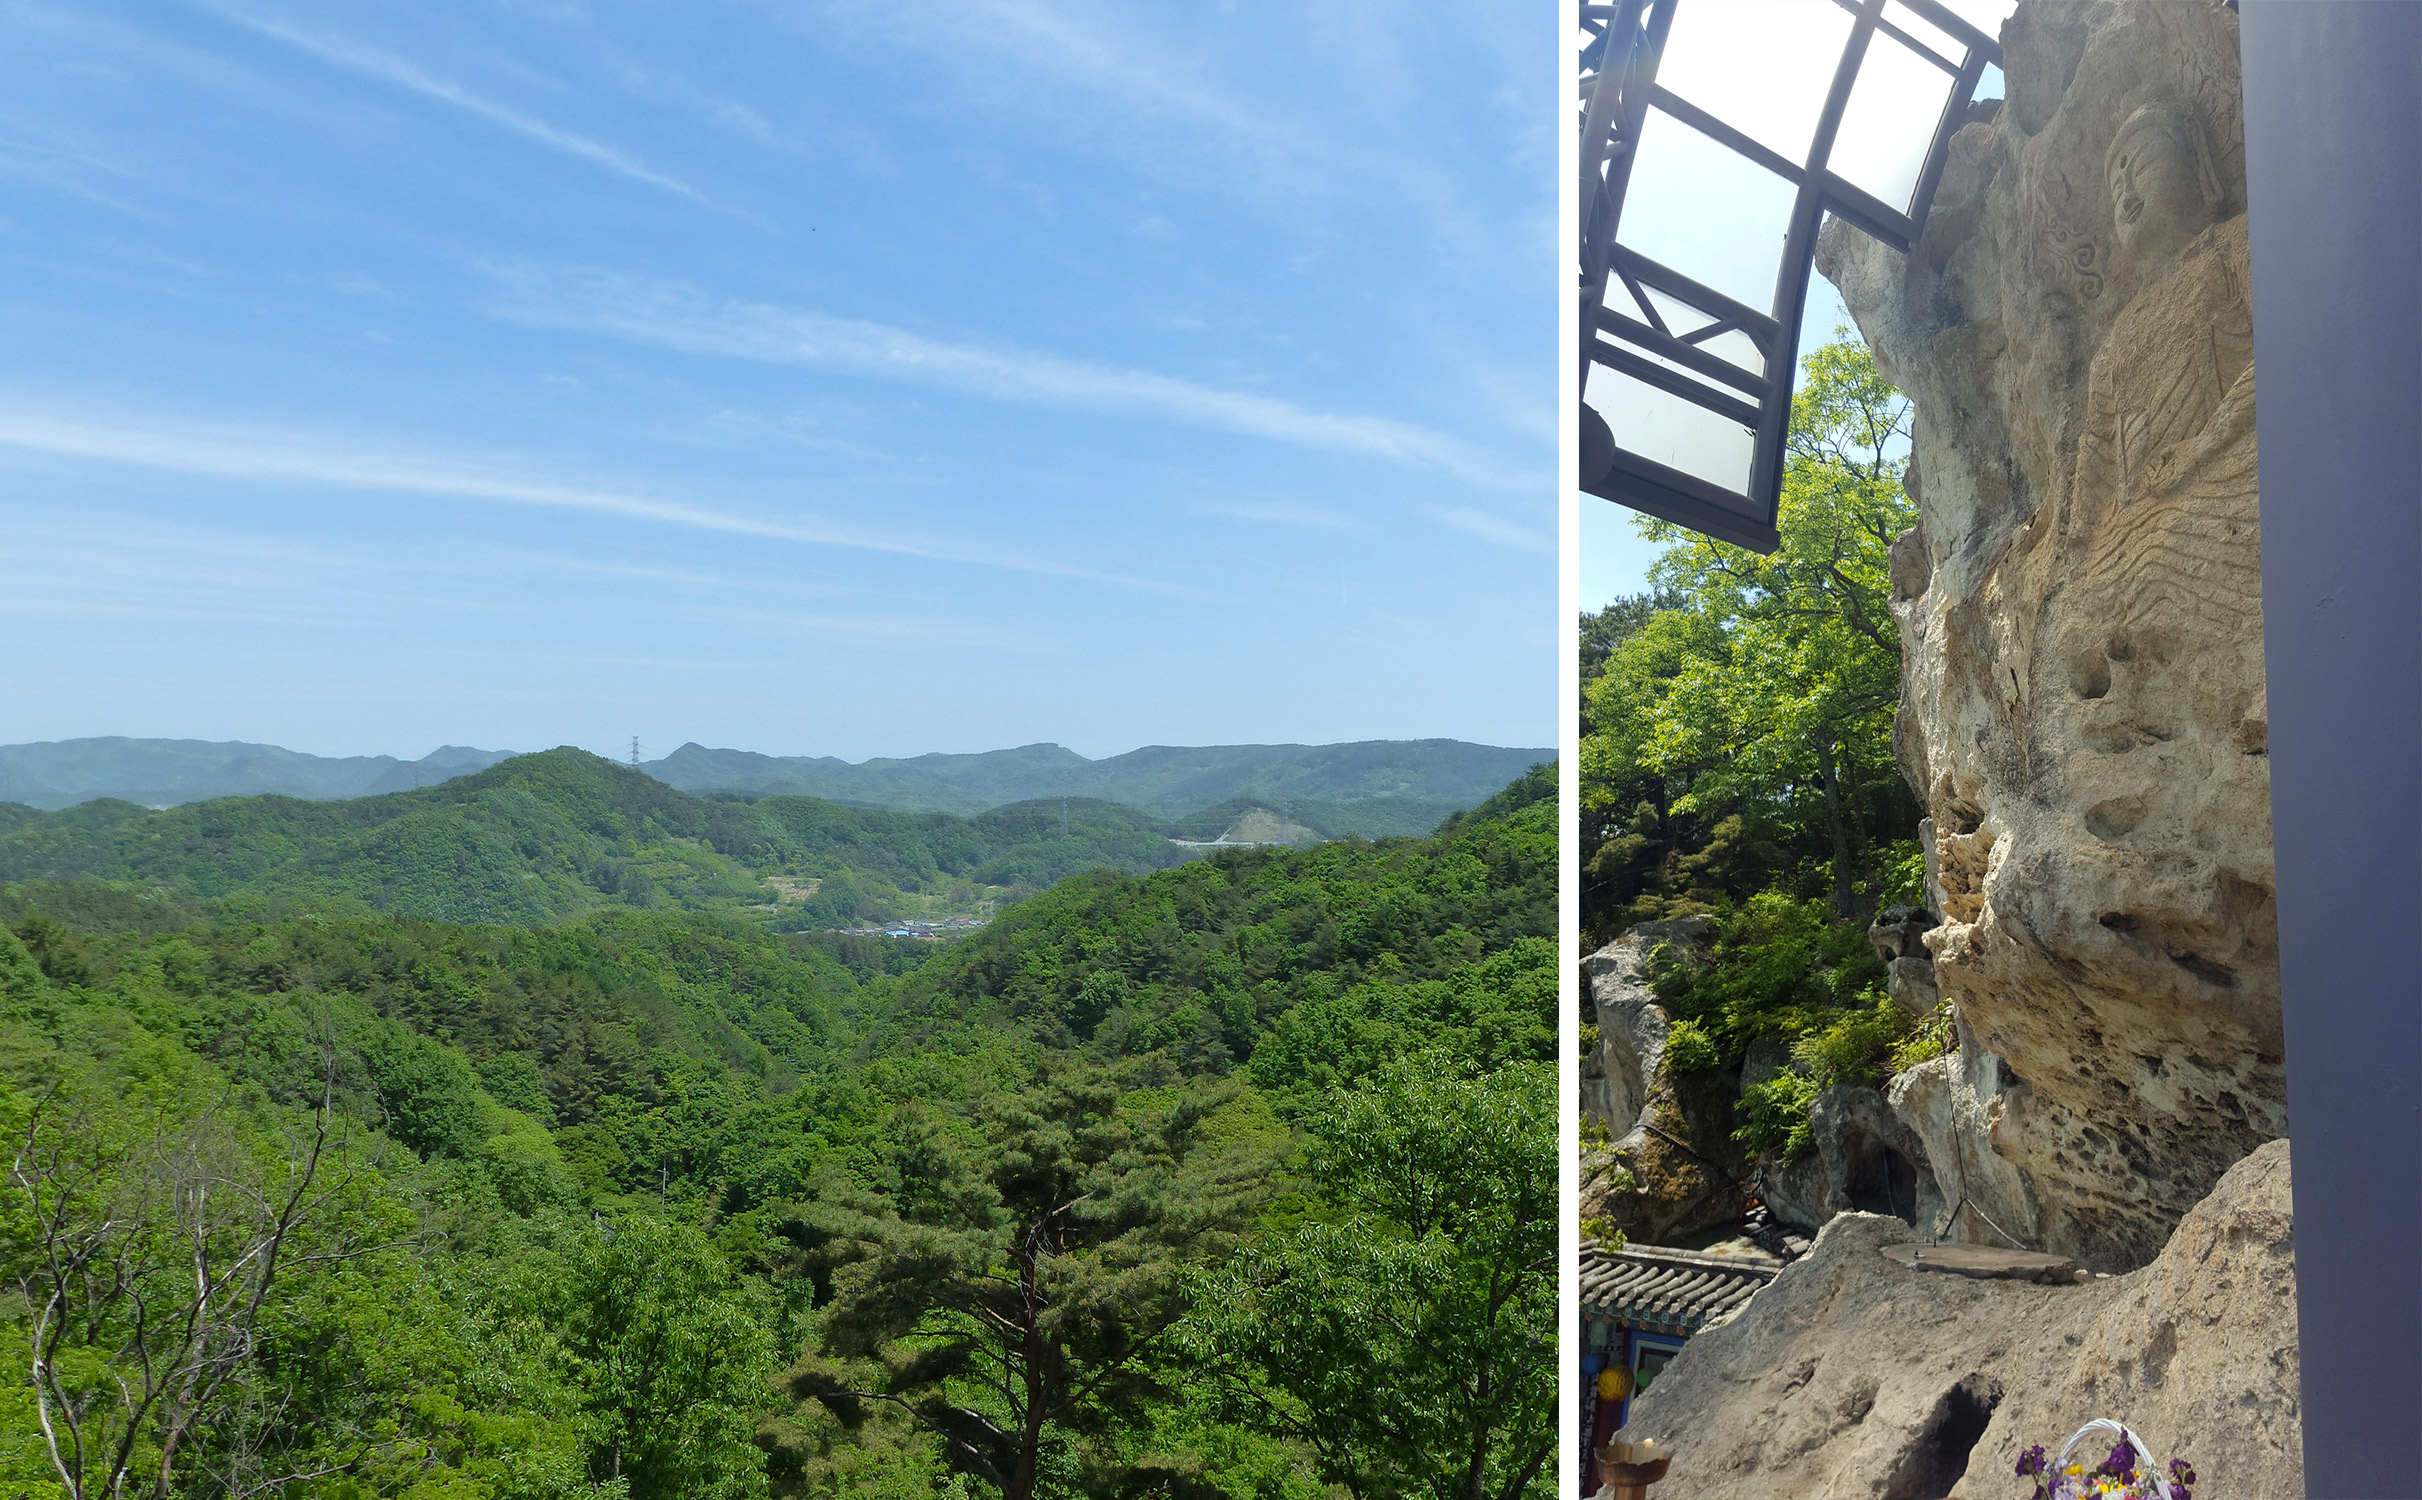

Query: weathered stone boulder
[1884,958,1939,1021]
[1820,0,2282,1270]
[1582,927,1682,1140]
[1886,1005,2040,1259]
[1868,906,1945,1020]
[1582,921,1743,1243]
[1617,1140,2301,1498]
[1866,905,1938,963]
[1757,1086,1937,1238]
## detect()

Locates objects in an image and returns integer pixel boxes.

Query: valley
[0,747,1559,1499]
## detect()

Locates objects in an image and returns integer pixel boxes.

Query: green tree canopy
[1582,334,1919,941]
[1177,1061,1556,1500]
[794,1060,1269,1500]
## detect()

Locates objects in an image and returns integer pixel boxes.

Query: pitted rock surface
[1819,0,2280,1270]
[1581,922,1742,1243]
[1616,1141,2301,1498]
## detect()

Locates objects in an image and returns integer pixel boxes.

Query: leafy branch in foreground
[5,1048,410,1500]
[1178,1061,1557,1500]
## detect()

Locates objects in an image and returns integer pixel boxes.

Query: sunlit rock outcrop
[1819,0,2278,1270]
[1581,920,1746,1244]
[1615,1141,2302,1498]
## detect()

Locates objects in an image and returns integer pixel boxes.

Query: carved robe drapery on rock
[1819,0,2279,1270]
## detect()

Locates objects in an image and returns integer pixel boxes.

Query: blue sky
[0,1,1556,762]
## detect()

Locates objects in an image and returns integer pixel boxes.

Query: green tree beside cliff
[1582,335,1919,942]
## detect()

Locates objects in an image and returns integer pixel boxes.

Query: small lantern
[1596,1436,1672,1500]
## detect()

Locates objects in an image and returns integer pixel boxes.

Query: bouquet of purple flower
[2014,1419,2195,1500]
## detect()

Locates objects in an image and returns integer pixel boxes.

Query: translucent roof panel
[1653,1,1857,163]
[1695,326,1767,374]
[1617,106,1799,313]
[1931,0,2019,41]
[1590,373,1756,495]
[1829,29,1959,212]
[1580,0,2005,552]
[1600,281,1768,376]
[1882,0,1969,68]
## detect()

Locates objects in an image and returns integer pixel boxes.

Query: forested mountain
[0,751,1259,930]
[0,738,1550,831]
[0,737,514,809]
[644,739,1549,819]
[0,763,1556,1499]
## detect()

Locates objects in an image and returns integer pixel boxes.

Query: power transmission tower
[630,737,641,767]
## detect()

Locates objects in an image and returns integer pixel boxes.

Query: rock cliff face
[1581,921,1747,1244]
[1616,1141,2302,1498]
[1818,0,2280,1270]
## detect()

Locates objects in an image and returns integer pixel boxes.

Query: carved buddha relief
[2059,101,2257,642]
[1961,87,2279,1265]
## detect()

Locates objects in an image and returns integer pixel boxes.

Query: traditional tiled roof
[1578,1241,1783,1337]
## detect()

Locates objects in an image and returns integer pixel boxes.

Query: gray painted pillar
[2238,4,2422,1494]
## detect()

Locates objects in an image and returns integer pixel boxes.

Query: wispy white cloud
[1438,506,1552,554]
[1210,500,1361,531]
[803,0,1519,270]
[0,513,1006,649]
[0,406,1165,587]
[450,542,737,589]
[489,268,1530,490]
[0,132,149,216]
[0,514,454,630]
[200,6,708,203]
[818,0,1285,157]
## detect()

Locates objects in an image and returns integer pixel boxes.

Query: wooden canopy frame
[1577,0,2001,552]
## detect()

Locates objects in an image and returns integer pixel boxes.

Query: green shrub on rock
[1736,1069,1820,1161]
[1663,1018,1718,1074]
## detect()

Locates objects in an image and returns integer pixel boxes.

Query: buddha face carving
[2105,104,2220,271]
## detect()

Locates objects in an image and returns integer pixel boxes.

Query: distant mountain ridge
[645,738,1553,817]
[0,748,1554,928]
[0,739,516,811]
[1,736,1553,820]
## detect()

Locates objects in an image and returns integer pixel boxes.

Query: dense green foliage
[0,763,1556,1499]
[876,763,1555,1104]
[1581,337,1931,1157]
[1178,1063,1555,1500]
[1581,337,1919,942]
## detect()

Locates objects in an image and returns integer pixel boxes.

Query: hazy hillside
[0,737,514,809]
[1163,791,1461,841]
[3,738,1553,835]
[647,736,1553,816]
[0,750,1279,928]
